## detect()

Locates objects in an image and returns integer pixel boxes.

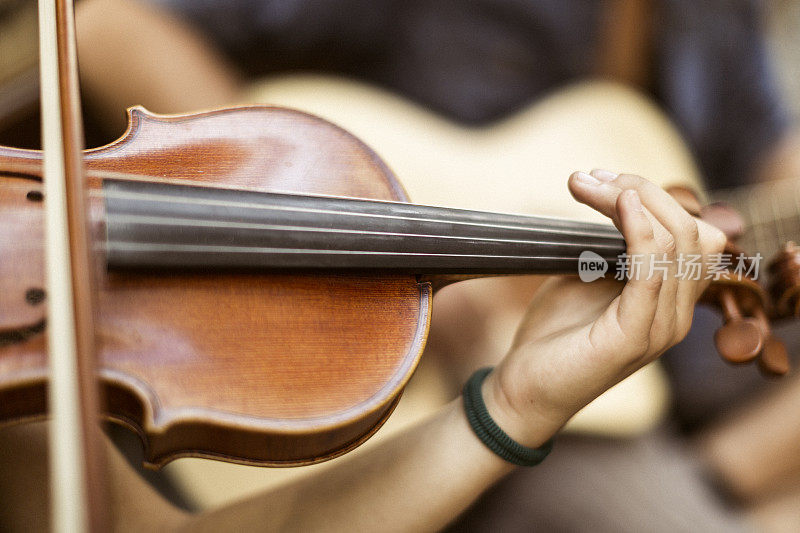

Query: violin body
[1,106,430,467]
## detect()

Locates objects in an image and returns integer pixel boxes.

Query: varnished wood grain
[0,106,430,466]
[0,176,45,331]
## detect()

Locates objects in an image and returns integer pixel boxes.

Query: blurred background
[2,1,800,531]
[1,0,800,148]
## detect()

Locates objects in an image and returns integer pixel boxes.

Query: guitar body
[246,76,702,214]
[246,76,703,431]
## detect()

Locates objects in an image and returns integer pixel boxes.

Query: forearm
[181,398,550,533]
[698,371,800,502]
[76,0,243,135]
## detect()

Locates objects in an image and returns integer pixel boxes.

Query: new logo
[578,251,608,282]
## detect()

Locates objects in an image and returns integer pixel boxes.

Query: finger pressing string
[606,190,663,342]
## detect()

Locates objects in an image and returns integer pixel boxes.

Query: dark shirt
[150,0,790,188]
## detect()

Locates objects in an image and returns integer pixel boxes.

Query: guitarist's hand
[483,170,727,447]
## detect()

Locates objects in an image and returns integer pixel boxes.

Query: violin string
[7,164,623,238]
[101,241,621,261]
[107,213,624,250]
[15,162,800,240]
[83,168,615,229]
[97,188,621,240]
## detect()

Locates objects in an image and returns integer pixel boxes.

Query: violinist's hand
[483,170,727,447]
[164,173,728,533]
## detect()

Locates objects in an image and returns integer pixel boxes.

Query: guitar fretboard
[712,177,800,261]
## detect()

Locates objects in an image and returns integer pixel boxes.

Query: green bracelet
[463,367,553,467]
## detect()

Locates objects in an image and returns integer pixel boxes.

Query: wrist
[481,366,565,448]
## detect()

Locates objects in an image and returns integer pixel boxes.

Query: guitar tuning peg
[751,306,791,376]
[714,288,762,364]
[758,336,790,377]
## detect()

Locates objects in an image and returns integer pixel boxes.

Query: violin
[1,104,622,468]
[1,102,797,471]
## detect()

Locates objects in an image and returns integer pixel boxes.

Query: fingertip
[568,171,626,223]
[570,171,601,187]
[590,169,619,182]
[568,171,600,204]
[694,219,727,256]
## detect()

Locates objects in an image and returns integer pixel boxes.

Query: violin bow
[38,0,107,530]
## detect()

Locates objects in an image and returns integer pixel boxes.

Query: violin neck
[102,179,625,276]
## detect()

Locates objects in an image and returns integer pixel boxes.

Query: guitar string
[750,185,800,229]
[714,176,800,249]
[769,188,788,245]
[744,187,770,254]
[795,185,800,238]
[772,180,789,244]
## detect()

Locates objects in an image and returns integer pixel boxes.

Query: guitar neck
[101,179,625,276]
[712,177,800,259]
